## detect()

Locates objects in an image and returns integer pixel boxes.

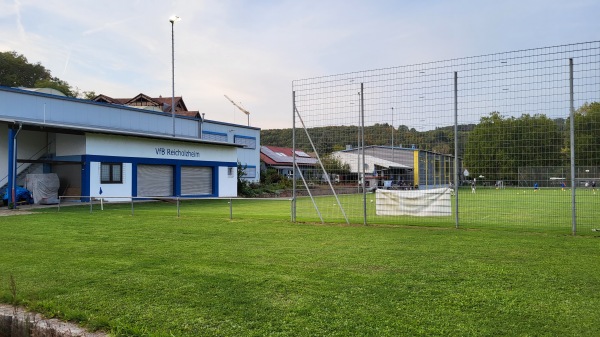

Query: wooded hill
[262,103,600,182]
[261,123,476,157]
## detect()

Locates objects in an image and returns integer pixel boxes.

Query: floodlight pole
[170,15,181,137]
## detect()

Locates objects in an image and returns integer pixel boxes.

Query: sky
[1,0,599,130]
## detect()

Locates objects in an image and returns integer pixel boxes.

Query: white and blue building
[1,86,260,204]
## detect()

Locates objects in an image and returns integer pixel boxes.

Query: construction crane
[224,94,250,126]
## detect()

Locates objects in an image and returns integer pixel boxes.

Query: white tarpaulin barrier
[25,173,60,204]
[376,188,451,216]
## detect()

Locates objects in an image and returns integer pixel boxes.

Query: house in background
[93,93,197,117]
[260,145,318,179]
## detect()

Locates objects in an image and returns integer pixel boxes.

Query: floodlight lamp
[169,15,181,23]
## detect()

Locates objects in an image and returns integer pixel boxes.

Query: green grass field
[1,196,599,336]
[294,186,598,233]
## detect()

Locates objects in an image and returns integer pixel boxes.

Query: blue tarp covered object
[2,186,34,205]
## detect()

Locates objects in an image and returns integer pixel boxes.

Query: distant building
[332,145,461,189]
[260,145,318,179]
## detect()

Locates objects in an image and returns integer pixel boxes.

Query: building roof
[0,86,243,146]
[333,145,457,173]
[332,151,411,173]
[260,145,318,166]
[92,93,190,115]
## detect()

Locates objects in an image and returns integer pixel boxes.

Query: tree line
[263,103,600,181]
[261,123,475,157]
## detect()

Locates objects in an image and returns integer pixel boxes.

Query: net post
[292,90,297,223]
[361,83,367,226]
[569,58,576,236]
[454,71,459,229]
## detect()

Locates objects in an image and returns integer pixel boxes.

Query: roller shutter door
[181,166,213,195]
[137,165,173,196]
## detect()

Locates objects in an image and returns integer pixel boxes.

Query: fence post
[569,58,576,235]
[292,91,297,222]
[361,83,367,225]
[454,71,459,229]
[229,198,233,220]
[131,198,134,216]
[177,197,180,217]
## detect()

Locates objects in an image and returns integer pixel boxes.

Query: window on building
[203,131,228,142]
[228,167,234,177]
[101,163,123,184]
[234,135,256,149]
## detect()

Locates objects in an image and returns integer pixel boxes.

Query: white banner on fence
[376,188,451,216]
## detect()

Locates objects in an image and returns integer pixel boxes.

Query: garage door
[137,165,173,197]
[181,166,213,195]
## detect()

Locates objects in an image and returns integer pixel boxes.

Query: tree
[0,51,78,97]
[82,91,97,100]
[34,78,75,97]
[566,102,600,166]
[0,51,52,87]
[464,112,563,181]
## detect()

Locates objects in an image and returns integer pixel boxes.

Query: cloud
[1,0,599,129]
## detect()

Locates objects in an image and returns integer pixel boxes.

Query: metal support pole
[295,106,349,224]
[89,198,93,213]
[391,107,395,164]
[7,128,15,209]
[361,83,367,225]
[295,162,324,223]
[177,197,180,217]
[131,198,134,216]
[569,58,576,235]
[357,99,360,194]
[292,91,297,222]
[171,20,176,137]
[229,198,233,220]
[454,71,459,229]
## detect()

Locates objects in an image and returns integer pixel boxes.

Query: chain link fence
[291,41,600,234]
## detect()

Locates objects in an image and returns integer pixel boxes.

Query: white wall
[85,133,238,198]
[85,133,237,162]
[202,121,261,183]
[89,162,133,201]
[218,166,237,197]
[56,134,86,156]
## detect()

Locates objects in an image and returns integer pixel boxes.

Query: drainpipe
[9,123,23,209]
[199,113,205,139]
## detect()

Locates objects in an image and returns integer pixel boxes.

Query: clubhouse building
[1,86,260,204]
